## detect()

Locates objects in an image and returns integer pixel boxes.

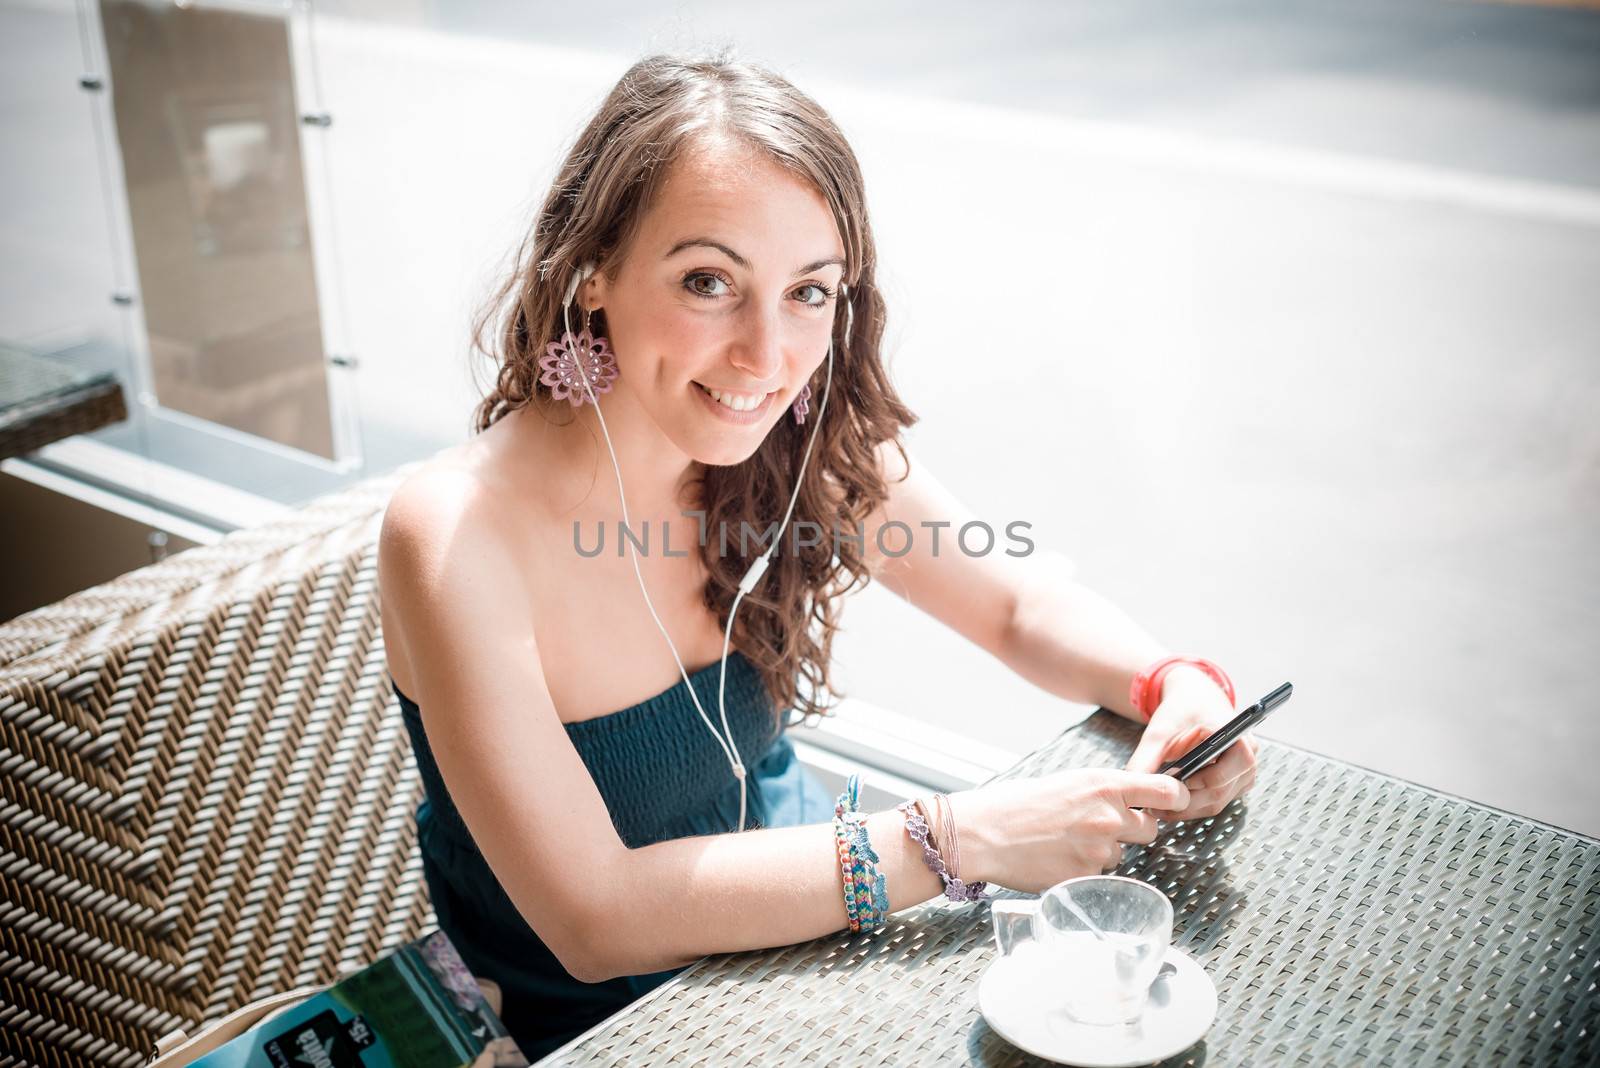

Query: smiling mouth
[693,381,774,413]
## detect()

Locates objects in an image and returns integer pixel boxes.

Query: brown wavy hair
[471,52,918,725]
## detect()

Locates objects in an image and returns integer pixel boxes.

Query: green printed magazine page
[190,930,525,1067]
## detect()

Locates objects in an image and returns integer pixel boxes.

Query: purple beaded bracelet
[896,799,989,903]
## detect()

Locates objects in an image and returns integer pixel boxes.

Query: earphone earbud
[563,261,597,307]
[563,264,839,833]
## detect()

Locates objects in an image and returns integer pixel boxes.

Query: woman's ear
[579,262,608,312]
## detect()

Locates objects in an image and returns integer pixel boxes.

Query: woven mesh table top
[0,347,126,460]
[541,712,1600,1067]
[0,348,109,412]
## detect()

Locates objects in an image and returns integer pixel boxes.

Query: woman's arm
[1000,564,1205,723]
[853,444,1256,819]
[859,440,1205,721]
[597,808,943,978]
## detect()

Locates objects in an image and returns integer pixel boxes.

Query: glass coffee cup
[990,875,1174,1026]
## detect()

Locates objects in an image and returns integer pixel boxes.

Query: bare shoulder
[380,452,517,586]
[376,446,539,676]
[382,446,497,542]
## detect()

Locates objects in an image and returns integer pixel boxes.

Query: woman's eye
[683,273,832,306]
[684,272,729,299]
[793,284,832,307]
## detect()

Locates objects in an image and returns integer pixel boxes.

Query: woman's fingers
[1184,742,1255,797]
[1181,761,1259,819]
[1105,747,1259,831]
[1120,805,1161,845]
[1150,742,1260,821]
[1163,725,1211,765]
[1117,773,1191,814]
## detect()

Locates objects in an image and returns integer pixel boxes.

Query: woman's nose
[727,304,786,383]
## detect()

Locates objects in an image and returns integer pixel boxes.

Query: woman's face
[585,138,846,467]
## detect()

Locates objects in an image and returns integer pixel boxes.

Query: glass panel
[98,0,335,459]
[1,0,364,510]
[0,0,136,416]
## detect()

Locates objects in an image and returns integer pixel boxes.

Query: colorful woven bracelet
[897,799,989,903]
[835,774,890,931]
[845,815,889,930]
[833,814,862,932]
[834,775,861,820]
[835,777,865,932]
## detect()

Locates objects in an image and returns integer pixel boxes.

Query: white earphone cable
[564,268,842,832]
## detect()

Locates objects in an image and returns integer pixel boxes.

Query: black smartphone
[1157,682,1293,781]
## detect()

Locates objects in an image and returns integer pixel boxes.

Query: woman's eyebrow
[665,237,845,276]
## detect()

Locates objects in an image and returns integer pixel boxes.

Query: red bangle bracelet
[1130,656,1236,722]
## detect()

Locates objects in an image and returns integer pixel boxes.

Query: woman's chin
[688,436,767,468]
[676,389,781,465]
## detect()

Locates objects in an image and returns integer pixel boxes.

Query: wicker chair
[0,474,435,1067]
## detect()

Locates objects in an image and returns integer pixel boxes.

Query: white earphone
[564,262,842,832]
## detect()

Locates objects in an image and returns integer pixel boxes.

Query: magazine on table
[171,930,526,1067]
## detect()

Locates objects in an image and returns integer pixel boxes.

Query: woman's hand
[1123,668,1258,822]
[951,768,1189,894]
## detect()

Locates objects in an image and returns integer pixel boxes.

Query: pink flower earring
[792,384,812,425]
[539,323,619,408]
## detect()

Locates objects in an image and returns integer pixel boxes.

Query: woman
[377,53,1257,1060]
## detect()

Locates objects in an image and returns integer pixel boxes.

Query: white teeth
[704,386,766,412]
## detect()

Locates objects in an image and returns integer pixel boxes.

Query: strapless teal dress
[395,650,832,1061]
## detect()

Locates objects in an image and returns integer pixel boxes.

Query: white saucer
[977,943,1216,1067]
